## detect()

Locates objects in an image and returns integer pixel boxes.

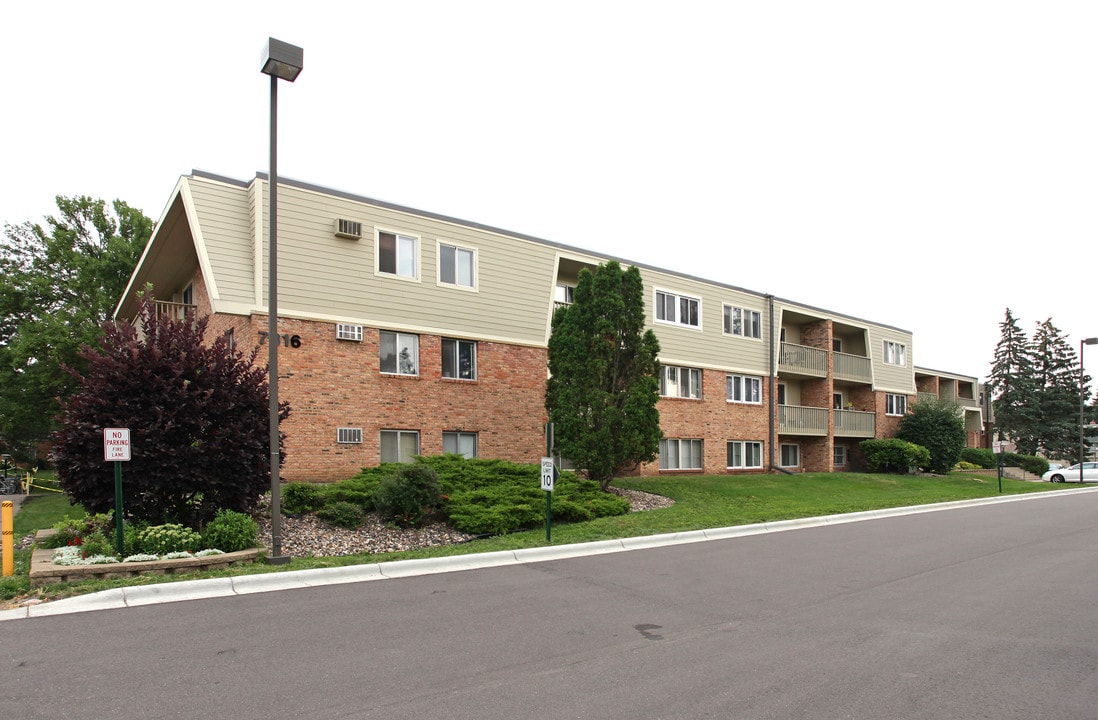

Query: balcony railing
[833,352,872,383]
[834,409,876,437]
[152,301,197,322]
[778,342,828,377]
[778,405,829,435]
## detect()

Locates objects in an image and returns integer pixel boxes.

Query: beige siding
[187,177,255,308]
[248,182,560,347]
[641,269,771,374]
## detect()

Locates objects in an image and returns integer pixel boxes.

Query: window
[181,283,194,306]
[833,393,844,410]
[723,305,761,339]
[727,374,762,404]
[727,441,763,469]
[439,243,475,287]
[380,430,419,463]
[377,231,418,278]
[833,338,843,352]
[659,438,703,470]
[443,431,478,459]
[337,427,363,444]
[777,383,787,405]
[834,445,847,467]
[225,328,235,352]
[554,284,575,305]
[780,443,800,468]
[442,338,477,380]
[886,393,907,416]
[380,331,419,375]
[884,340,906,366]
[655,290,700,328]
[661,366,701,399]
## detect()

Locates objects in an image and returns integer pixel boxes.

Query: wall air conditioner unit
[334,218,363,240]
[337,427,364,444]
[336,323,363,342]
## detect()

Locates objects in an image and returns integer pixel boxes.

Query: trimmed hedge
[859,438,931,474]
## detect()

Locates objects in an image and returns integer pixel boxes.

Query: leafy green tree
[1030,318,1087,460]
[895,398,966,474]
[987,308,1039,454]
[51,298,289,527]
[0,197,151,457]
[545,260,662,490]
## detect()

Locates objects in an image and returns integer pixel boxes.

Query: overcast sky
[3,1,1095,382]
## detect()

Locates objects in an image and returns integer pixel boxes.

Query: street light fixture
[1080,337,1098,484]
[261,38,303,564]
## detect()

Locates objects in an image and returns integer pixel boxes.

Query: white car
[1043,462,1098,483]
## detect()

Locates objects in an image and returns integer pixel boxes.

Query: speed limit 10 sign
[540,457,555,492]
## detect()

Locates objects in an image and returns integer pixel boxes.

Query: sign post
[993,440,1003,493]
[542,422,556,542]
[104,428,131,553]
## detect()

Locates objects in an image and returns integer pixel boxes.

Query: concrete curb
[5,486,1096,621]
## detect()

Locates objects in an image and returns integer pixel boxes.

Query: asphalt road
[4,491,1098,719]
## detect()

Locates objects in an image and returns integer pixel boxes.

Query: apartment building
[115,170,983,482]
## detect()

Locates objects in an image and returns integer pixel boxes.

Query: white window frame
[442,338,477,380]
[726,374,762,404]
[883,340,907,366]
[380,331,419,376]
[780,443,800,468]
[654,289,701,329]
[660,365,701,399]
[554,284,575,306]
[437,241,477,289]
[886,393,908,416]
[380,429,419,463]
[659,438,704,470]
[376,229,420,280]
[727,440,763,469]
[442,431,478,459]
[723,305,761,339]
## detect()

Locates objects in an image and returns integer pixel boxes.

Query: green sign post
[104,428,131,553]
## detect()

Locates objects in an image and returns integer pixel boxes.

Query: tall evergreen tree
[545,261,662,490]
[987,308,1039,454]
[1031,319,1086,459]
[0,197,151,456]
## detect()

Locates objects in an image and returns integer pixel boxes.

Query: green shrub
[372,464,443,527]
[954,461,981,471]
[281,482,324,515]
[202,509,259,552]
[317,501,365,529]
[135,523,203,555]
[860,438,932,474]
[79,531,114,558]
[41,513,115,549]
[960,448,996,468]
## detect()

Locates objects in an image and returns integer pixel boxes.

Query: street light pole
[1080,337,1097,484]
[261,38,303,564]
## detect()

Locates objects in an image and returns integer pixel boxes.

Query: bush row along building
[115,170,988,482]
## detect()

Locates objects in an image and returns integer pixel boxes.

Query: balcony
[778,405,829,435]
[778,342,827,377]
[833,352,872,383]
[152,301,196,322]
[834,409,875,437]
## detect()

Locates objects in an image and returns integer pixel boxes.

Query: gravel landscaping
[256,486,674,558]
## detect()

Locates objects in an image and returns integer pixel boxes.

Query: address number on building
[258,332,302,348]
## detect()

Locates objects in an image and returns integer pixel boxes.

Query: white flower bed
[52,546,226,566]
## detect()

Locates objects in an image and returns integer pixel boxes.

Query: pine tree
[987,308,1039,454]
[545,261,662,490]
[1031,319,1084,459]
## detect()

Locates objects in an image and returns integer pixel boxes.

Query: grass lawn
[2,470,1067,606]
